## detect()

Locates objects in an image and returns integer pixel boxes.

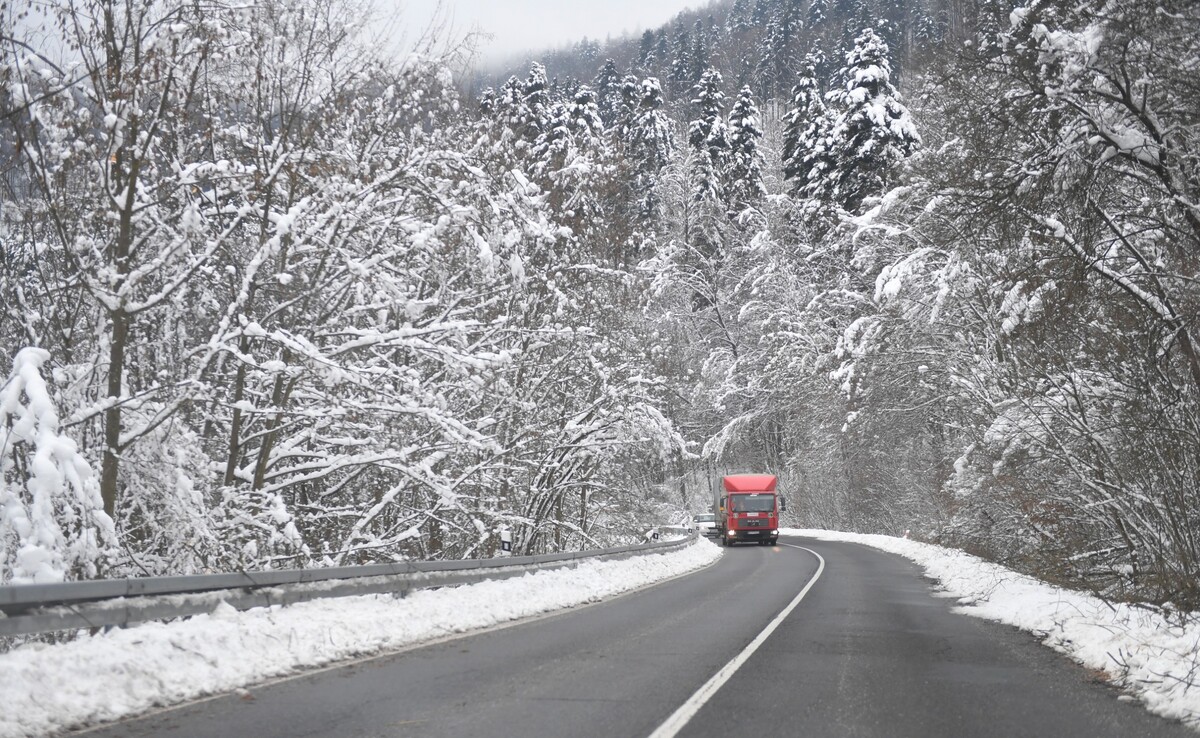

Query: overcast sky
[398,0,703,64]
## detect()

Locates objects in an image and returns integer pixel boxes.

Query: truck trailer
[715,474,781,546]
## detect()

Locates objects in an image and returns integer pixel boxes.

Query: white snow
[784,528,1200,731]
[1,349,114,585]
[0,539,721,738]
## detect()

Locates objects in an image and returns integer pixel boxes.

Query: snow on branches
[1,349,114,583]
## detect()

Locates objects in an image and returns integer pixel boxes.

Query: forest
[2,0,1197,612]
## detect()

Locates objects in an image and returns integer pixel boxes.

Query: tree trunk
[223,340,250,486]
[99,308,128,518]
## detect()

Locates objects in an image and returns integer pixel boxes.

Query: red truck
[715,474,782,546]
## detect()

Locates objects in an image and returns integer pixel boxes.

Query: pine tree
[809,0,829,27]
[757,0,805,98]
[625,78,675,224]
[669,20,693,91]
[751,0,772,26]
[577,37,601,65]
[688,68,731,265]
[725,86,767,212]
[824,29,920,212]
[521,62,551,139]
[727,0,752,33]
[478,87,497,117]
[655,29,671,73]
[570,86,606,142]
[706,14,724,52]
[639,30,657,71]
[533,86,607,228]
[689,67,730,192]
[614,74,643,138]
[781,53,832,199]
[691,19,711,83]
[594,59,623,127]
[914,8,945,45]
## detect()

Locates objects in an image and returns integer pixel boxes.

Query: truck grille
[742,519,766,528]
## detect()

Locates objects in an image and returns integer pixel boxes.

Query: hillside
[2,0,1198,611]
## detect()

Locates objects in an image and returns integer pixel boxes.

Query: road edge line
[645,544,825,738]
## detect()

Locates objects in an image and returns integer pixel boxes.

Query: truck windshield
[730,495,775,512]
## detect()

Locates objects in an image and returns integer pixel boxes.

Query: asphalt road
[80,536,1196,737]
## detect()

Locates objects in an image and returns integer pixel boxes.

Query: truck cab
[716,474,780,546]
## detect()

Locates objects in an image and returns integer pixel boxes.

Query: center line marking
[646,544,825,738]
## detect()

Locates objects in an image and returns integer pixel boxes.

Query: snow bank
[785,528,1200,730]
[0,539,721,738]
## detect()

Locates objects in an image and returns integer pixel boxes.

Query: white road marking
[646,543,825,738]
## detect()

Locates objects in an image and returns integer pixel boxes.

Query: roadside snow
[785,528,1200,731]
[0,539,721,738]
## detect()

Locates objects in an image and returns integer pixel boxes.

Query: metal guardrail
[0,532,699,637]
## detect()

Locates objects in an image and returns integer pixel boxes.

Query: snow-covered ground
[0,539,722,738]
[786,528,1200,731]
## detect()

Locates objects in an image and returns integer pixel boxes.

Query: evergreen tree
[614,74,643,138]
[691,19,711,83]
[594,59,623,127]
[498,75,523,111]
[914,7,945,45]
[507,63,551,143]
[533,86,607,229]
[689,68,730,184]
[809,0,829,27]
[570,86,606,142]
[824,29,920,212]
[725,86,767,212]
[756,0,805,98]
[639,30,657,71]
[688,68,731,265]
[625,78,675,225]
[727,0,752,33]
[577,37,601,65]
[781,53,832,199]
[751,0,773,26]
[706,14,724,50]
[478,86,497,117]
[669,20,693,91]
[655,29,671,73]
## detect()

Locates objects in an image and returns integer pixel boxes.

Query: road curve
[78,536,1194,738]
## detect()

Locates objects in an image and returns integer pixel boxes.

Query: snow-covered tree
[593,59,623,126]
[0,0,234,522]
[623,78,675,226]
[725,86,766,212]
[669,19,693,90]
[638,30,657,72]
[691,19,712,83]
[809,0,830,27]
[727,0,753,33]
[688,68,731,209]
[823,29,920,212]
[1,349,115,583]
[754,0,805,98]
[782,53,834,203]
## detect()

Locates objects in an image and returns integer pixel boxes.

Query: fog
[398,0,704,65]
